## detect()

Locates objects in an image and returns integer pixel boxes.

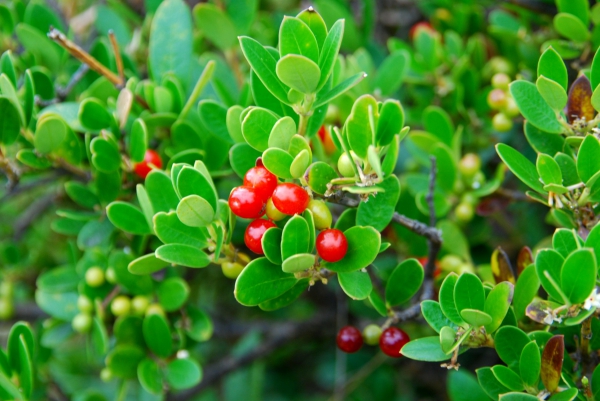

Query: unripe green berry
[307,199,332,230]
[222,262,244,279]
[338,152,357,178]
[458,153,481,178]
[487,88,507,110]
[72,313,92,333]
[131,295,150,316]
[440,255,463,272]
[455,202,474,223]
[492,112,512,132]
[0,298,14,320]
[77,295,94,313]
[85,267,105,287]
[362,324,382,346]
[105,267,117,284]
[266,197,286,221]
[0,281,14,298]
[145,303,165,317]
[111,295,131,317]
[503,96,519,118]
[100,368,113,382]
[491,73,510,90]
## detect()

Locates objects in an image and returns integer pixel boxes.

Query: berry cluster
[336,325,410,357]
[228,161,348,263]
[487,73,519,132]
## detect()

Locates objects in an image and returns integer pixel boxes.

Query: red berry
[229,186,266,219]
[379,327,410,358]
[244,166,278,202]
[134,149,162,179]
[317,125,336,154]
[316,229,348,263]
[336,326,363,353]
[271,183,310,215]
[244,219,276,254]
[256,158,264,167]
[409,21,434,41]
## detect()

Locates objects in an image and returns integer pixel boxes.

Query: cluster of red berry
[336,325,410,357]
[228,162,348,263]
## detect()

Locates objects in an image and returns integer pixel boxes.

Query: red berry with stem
[229,186,266,219]
[271,183,310,215]
[316,229,348,263]
[244,219,276,254]
[134,149,162,179]
[379,327,410,358]
[337,326,363,353]
[244,166,278,202]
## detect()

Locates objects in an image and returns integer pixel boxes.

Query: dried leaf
[566,75,594,123]
[491,247,515,284]
[516,246,533,277]
[541,335,564,393]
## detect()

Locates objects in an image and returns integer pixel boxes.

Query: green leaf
[262,227,283,265]
[495,326,531,371]
[385,259,423,306]
[491,365,524,391]
[183,306,213,342]
[376,100,404,147]
[322,226,380,273]
[281,253,314,273]
[106,345,145,379]
[230,142,262,178]
[177,166,218,213]
[193,3,236,50]
[548,388,578,401]
[553,228,580,258]
[496,143,545,194]
[149,0,192,86]
[554,12,590,42]
[276,54,321,94]
[16,337,32,399]
[524,122,565,156]
[401,337,453,362]
[137,358,163,395]
[520,341,541,388]
[592,46,600,91]
[91,137,121,173]
[239,36,290,104]
[154,211,208,248]
[577,135,600,185]
[338,270,372,300]
[259,279,309,311]
[35,114,67,154]
[538,47,568,92]
[317,19,344,90]
[454,272,485,313]
[176,195,215,227]
[79,98,113,130]
[242,107,279,152]
[157,277,190,311]
[346,94,378,159]
[585,223,600,262]
[356,176,400,231]
[447,370,488,401]
[509,81,563,134]
[8,322,35,374]
[156,244,210,268]
[476,367,511,400]
[64,181,99,209]
[290,149,310,178]
[128,253,169,275]
[439,273,465,326]
[198,100,233,144]
[535,249,566,302]
[557,0,590,25]
[297,8,327,49]
[374,50,409,97]
[0,371,22,400]
[592,363,600,400]
[561,248,596,304]
[262,148,294,179]
[0,96,20,145]
[15,23,61,71]
[282,215,310,260]
[537,154,563,187]
[279,16,319,64]
[143,314,173,358]
[513,265,540,321]
[166,358,202,390]
[421,300,458,333]
[268,116,296,150]
[234,258,297,306]
[484,282,514,333]
[226,106,245,143]
[306,162,338,195]
[107,202,152,235]
[536,76,567,111]
[313,72,366,108]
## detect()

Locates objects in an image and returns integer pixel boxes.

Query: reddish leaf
[516,246,533,277]
[491,247,515,284]
[476,196,510,216]
[566,75,594,124]
[541,335,564,393]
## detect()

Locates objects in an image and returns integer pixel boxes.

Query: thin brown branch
[108,30,125,82]
[48,27,123,87]
[13,191,58,240]
[57,63,90,100]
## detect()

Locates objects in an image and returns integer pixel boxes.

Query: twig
[48,27,124,87]
[13,191,58,240]
[328,352,387,401]
[0,151,21,189]
[56,64,90,100]
[108,30,125,82]
[0,171,66,202]
[166,313,332,401]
